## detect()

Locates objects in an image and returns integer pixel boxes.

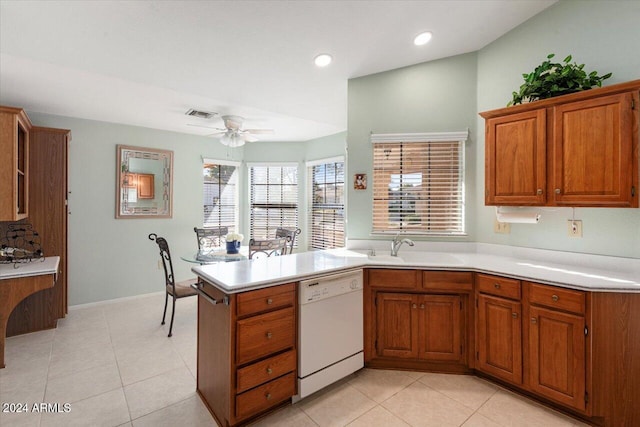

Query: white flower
[226,233,244,242]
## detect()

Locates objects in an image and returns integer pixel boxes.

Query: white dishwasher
[294,269,364,401]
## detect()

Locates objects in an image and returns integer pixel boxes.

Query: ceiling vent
[185,109,217,119]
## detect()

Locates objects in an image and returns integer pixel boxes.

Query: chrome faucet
[391,233,414,256]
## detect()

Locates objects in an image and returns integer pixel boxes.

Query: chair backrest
[248,237,289,259]
[149,233,175,289]
[274,227,301,254]
[194,226,228,250]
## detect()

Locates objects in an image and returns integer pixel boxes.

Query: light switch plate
[567,220,583,238]
[494,219,511,234]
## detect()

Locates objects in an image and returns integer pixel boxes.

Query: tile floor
[0,292,589,427]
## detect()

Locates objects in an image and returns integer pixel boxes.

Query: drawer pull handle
[420,304,425,309]
[266,298,273,305]
[551,295,559,302]
[555,188,561,194]
[412,304,417,309]
[537,188,543,195]
[266,332,273,339]
[265,393,272,400]
[494,283,501,289]
[512,312,518,318]
[531,317,537,324]
[266,367,273,374]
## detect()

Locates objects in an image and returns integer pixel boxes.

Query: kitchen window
[307,157,345,250]
[203,159,239,232]
[371,131,467,235]
[249,163,299,240]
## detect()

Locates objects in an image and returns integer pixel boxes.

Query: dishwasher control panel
[299,270,363,304]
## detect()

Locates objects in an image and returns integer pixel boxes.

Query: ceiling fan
[188,115,274,147]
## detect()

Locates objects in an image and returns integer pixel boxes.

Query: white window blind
[249,165,299,240]
[307,158,345,250]
[372,132,466,235]
[203,160,239,232]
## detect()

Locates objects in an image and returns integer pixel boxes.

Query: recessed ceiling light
[414,31,432,46]
[314,53,332,67]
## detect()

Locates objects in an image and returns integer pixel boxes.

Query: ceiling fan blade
[242,129,274,135]
[187,123,226,131]
[241,134,259,143]
[206,131,227,137]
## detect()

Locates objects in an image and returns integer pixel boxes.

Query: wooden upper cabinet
[552,92,637,206]
[480,79,640,207]
[0,106,32,221]
[485,109,547,205]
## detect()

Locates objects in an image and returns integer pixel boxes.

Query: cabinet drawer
[477,274,521,300]
[235,372,295,420]
[236,350,296,393]
[422,271,473,291]
[368,269,419,289]
[527,282,585,315]
[236,307,295,365]
[237,283,295,317]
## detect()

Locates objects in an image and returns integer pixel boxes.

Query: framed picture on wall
[354,173,367,190]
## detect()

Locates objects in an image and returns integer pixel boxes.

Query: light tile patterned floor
[0,293,589,427]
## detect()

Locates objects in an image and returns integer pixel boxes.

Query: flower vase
[226,240,240,254]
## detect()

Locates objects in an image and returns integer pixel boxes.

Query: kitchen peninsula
[191,246,639,427]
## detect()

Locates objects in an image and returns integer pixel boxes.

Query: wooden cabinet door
[551,92,638,207]
[485,109,546,205]
[417,295,462,362]
[529,306,586,411]
[375,293,418,359]
[477,294,522,384]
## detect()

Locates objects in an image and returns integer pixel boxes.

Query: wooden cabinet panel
[0,106,32,221]
[477,294,522,384]
[236,350,296,394]
[368,269,419,289]
[236,283,295,317]
[422,271,472,291]
[235,372,296,420]
[236,307,295,366]
[418,295,462,362]
[476,274,521,300]
[528,282,585,315]
[552,92,637,207]
[485,109,547,205]
[529,305,586,411]
[376,293,418,358]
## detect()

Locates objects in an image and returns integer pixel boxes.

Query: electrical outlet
[494,219,511,234]
[567,220,583,238]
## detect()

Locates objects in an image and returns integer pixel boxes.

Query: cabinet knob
[512,312,518,318]
[531,317,537,324]
[266,332,273,339]
[494,283,501,289]
[266,298,273,305]
[420,304,425,309]
[412,304,417,309]
[537,189,543,195]
[551,294,559,302]
[555,188,561,194]
[266,367,273,374]
[265,393,272,400]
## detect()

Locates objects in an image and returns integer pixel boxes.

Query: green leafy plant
[508,54,612,106]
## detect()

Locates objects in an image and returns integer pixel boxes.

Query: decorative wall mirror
[116,145,173,218]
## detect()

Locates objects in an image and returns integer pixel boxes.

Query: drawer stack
[233,283,297,422]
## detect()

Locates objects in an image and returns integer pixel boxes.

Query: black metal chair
[248,237,289,259]
[275,227,301,254]
[149,233,197,337]
[194,226,228,251]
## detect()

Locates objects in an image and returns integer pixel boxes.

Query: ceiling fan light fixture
[413,31,433,46]
[314,53,332,67]
[220,132,245,148]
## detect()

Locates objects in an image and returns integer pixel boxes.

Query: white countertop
[0,256,60,280]
[191,244,640,294]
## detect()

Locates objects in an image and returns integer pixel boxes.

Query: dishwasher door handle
[191,283,230,306]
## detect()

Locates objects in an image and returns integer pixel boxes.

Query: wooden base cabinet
[366,269,472,372]
[196,281,297,427]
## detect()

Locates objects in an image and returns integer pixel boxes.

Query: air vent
[185,109,217,119]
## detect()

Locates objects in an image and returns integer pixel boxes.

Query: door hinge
[585,391,589,404]
[375,339,378,353]
[632,186,636,197]
[374,296,377,307]
[476,351,479,360]
[460,300,463,310]
[632,99,636,110]
[476,298,478,308]
[584,326,589,336]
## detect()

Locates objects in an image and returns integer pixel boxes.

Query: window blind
[203,160,239,232]
[249,165,299,241]
[372,136,465,235]
[307,159,345,250]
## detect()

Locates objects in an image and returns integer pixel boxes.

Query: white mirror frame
[115,144,173,219]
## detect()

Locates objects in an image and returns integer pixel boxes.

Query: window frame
[307,156,345,250]
[371,131,468,236]
[202,158,240,233]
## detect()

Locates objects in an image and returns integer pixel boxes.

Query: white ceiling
[0,0,556,142]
